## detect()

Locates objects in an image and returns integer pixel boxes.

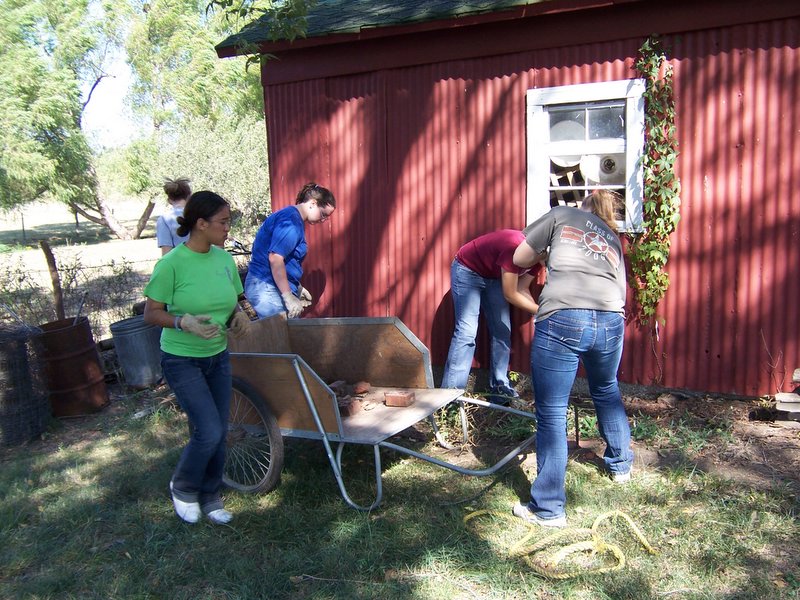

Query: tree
[0,0,97,211]
[0,0,308,239]
[163,114,270,229]
[118,0,272,229]
[0,0,150,239]
[207,0,316,49]
[125,0,267,128]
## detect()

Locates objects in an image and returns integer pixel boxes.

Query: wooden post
[39,240,65,321]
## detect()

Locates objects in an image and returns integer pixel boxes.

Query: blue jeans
[161,350,231,512]
[441,259,512,390]
[528,309,633,520]
[244,273,286,319]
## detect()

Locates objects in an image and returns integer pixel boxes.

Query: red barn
[217,0,800,397]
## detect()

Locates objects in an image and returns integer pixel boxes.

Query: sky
[81,52,147,151]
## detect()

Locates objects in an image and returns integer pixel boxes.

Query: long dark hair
[176,191,229,237]
[295,182,336,208]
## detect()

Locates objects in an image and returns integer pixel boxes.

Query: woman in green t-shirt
[144,191,251,524]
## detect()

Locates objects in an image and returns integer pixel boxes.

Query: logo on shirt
[217,266,236,284]
[559,225,621,269]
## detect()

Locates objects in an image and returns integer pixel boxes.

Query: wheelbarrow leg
[328,442,383,512]
[290,358,383,511]
[427,396,469,450]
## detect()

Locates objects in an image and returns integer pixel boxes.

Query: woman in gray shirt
[510,190,634,528]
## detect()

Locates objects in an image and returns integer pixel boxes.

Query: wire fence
[0,255,160,341]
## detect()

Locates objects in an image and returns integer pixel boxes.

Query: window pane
[528,80,646,231]
[588,105,624,139]
[549,111,585,167]
[579,153,625,185]
[549,109,585,134]
[548,161,586,208]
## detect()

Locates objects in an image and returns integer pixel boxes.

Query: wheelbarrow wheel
[224,376,284,493]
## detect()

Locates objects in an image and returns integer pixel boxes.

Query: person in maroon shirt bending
[441,229,541,404]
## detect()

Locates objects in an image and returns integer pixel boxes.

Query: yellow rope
[463,509,657,580]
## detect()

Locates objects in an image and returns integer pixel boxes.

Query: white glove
[180,314,221,340]
[281,291,305,319]
[227,311,252,339]
[297,285,313,308]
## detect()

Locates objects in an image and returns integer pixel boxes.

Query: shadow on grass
[0,219,155,250]
[2,393,799,600]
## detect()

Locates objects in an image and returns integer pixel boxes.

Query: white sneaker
[206,508,233,525]
[611,465,633,483]
[512,503,567,528]
[170,481,200,524]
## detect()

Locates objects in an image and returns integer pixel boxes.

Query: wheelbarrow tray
[226,316,537,510]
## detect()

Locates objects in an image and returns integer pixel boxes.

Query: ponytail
[582,190,621,232]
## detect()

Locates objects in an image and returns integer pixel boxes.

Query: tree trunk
[97,199,133,240]
[134,199,156,238]
[69,162,134,240]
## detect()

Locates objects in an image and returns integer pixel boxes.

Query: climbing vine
[627,36,681,329]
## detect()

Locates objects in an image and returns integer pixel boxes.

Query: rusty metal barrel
[37,316,108,417]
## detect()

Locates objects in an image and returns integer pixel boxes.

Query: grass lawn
[1,202,798,598]
[1,386,798,600]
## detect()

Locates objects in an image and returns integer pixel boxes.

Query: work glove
[281,291,305,319]
[227,311,252,339]
[297,285,313,308]
[180,314,221,340]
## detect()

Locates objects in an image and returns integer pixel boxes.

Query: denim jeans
[528,309,633,520]
[161,349,231,512]
[441,259,512,390]
[244,273,286,319]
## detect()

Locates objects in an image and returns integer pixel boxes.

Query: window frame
[526,79,646,232]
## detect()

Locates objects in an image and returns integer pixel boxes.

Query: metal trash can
[110,315,162,389]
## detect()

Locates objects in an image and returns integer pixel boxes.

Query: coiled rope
[463,509,656,580]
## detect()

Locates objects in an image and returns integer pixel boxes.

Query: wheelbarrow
[223,314,538,511]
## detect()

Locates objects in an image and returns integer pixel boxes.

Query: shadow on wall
[303,268,327,316]
[431,289,453,387]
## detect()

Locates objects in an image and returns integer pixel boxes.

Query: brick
[384,390,415,407]
[353,381,371,395]
[338,396,362,417]
[776,392,800,412]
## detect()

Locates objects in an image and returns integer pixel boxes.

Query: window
[526,79,645,231]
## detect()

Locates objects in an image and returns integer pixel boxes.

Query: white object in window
[526,79,645,232]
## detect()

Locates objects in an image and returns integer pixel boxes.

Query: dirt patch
[415,389,800,492]
[617,393,800,490]
[3,355,799,493]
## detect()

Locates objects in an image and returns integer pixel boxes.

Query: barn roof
[216,0,576,57]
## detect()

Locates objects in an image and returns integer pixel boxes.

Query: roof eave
[215,0,629,59]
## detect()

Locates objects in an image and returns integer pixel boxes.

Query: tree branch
[82,73,109,114]
[68,201,105,225]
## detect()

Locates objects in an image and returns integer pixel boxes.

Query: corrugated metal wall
[662,19,800,395]
[263,16,800,396]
